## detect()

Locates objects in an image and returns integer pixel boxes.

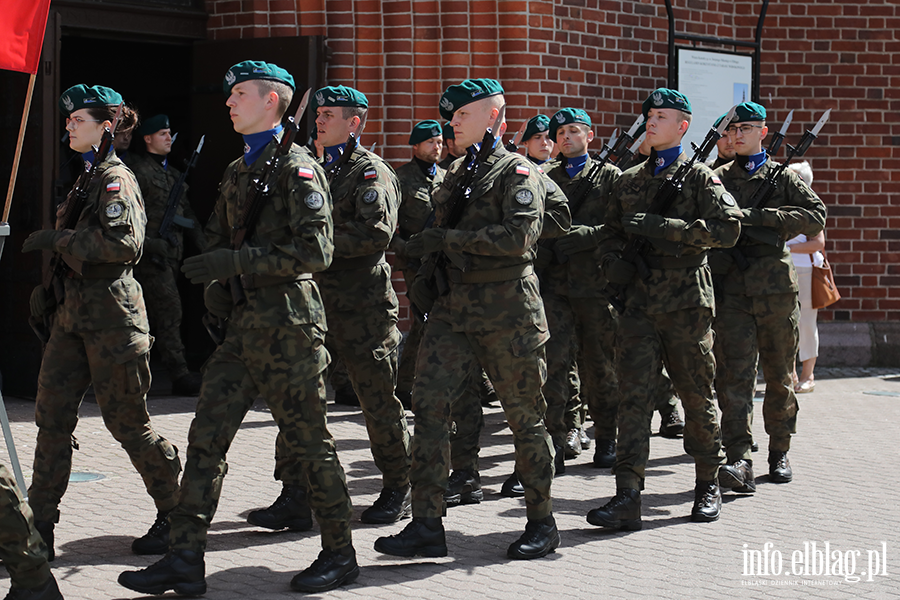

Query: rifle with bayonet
[203,89,311,344]
[153,135,205,268]
[29,103,124,343]
[616,132,647,171]
[603,105,737,314]
[611,114,645,161]
[504,116,530,152]
[327,111,367,183]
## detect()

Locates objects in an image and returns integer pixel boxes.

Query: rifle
[203,89,311,344]
[419,105,506,297]
[152,134,205,268]
[504,116,530,152]
[327,111,367,184]
[29,103,124,343]
[610,114,645,160]
[615,132,646,171]
[603,105,737,314]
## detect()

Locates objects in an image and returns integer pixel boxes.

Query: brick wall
[204,0,899,325]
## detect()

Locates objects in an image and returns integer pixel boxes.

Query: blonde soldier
[375,79,559,560]
[22,85,181,560]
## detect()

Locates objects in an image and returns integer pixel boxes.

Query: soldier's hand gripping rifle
[153,135,205,268]
[419,105,506,298]
[203,89,310,344]
[327,111,367,184]
[29,103,124,344]
[603,105,737,314]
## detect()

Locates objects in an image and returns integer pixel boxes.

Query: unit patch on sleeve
[363,189,379,204]
[515,190,534,205]
[721,192,737,207]
[105,202,124,218]
[305,191,325,210]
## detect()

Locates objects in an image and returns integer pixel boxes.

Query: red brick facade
[204,0,899,325]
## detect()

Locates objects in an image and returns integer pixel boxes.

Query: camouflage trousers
[656,367,679,414]
[136,260,190,379]
[276,304,411,490]
[411,316,553,520]
[448,371,488,473]
[396,267,425,394]
[29,324,181,523]
[614,307,724,489]
[169,324,353,553]
[714,291,800,462]
[0,464,51,589]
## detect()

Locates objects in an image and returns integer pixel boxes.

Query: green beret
[549,108,592,139]
[59,84,122,116]
[223,60,295,94]
[136,114,170,137]
[409,120,443,145]
[730,101,767,123]
[713,111,730,129]
[523,115,550,142]
[439,79,504,121]
[442,122,455,140]
[641,88,692,117]
[314,85,368,109]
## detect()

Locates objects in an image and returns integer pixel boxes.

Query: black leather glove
[708,251,735,275]
[29,285,55,320]
[606,258,637,285]
[204,282,233,319]
[22,230,65,253]
[409,275,439,314]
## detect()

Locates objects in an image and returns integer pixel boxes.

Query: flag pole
[2,72,37,224]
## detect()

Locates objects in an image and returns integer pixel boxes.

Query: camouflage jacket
[429,146,548,332]
[544,155,620,298]
[129,152,206,261]
[598,152,743,315]
[712,158,826,296]
[206,138,333,329]
[391,159,444,272]
[315,146,400,312]
[537,164,571,240]
[53,151,150,336]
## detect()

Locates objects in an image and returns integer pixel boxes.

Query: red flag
[0,0,52,74]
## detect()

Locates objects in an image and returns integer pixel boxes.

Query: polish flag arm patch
[298,166,315,179]
[364,169,378,180]
[516,165,531,176]
[106,182,121,192]
[710,176,722,185]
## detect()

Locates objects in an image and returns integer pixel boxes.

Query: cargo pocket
[509,322,550,358]
[371,326,402,361]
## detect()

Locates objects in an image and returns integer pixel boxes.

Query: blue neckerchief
[736,150,767,176]
[565,153,588,178]
[82,151,95,167]
[526,154,546,165]
[653,145,682,176]
[465,136,502,167]
[242,125,283,166]
[324,143,346,169]
[413,156,436,176]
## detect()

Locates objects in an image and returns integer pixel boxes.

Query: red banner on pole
[0,0,52,74]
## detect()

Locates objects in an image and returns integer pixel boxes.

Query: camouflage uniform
[411,147,553,519]
[598,152,742,489]
[130,153,206,381]
[543,157,621,446]
[168,139,353,553]
[29,151,181,525]
[711,160,826,461]
[0,464,52,589]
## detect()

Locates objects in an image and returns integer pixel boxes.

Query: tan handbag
[809,251,841,309]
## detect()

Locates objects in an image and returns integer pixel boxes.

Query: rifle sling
[446,262,533,284]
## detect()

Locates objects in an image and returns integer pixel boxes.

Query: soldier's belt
[736,243,786,258]
[67,264,134,279]
[327,252,386,272]
[643,253,708,270]
[446,263,534,284]
[240,273,313,289]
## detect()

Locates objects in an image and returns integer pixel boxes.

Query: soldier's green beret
[223,60,295,94]
[59,84,122,116]
[439,79,504,121]
[409,120,443,145]
[549,108,592,138]
[442,122,455,140]
[314,85,368,109]
[523,115,550,142]
[713,111,730,129]
[136,114,170,137]
[731,101,767,123]
[641,88,692,117]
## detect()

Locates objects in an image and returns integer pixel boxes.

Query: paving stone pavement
[1,367,899,599]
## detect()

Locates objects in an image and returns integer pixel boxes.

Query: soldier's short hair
[679,110,692,126]
[341,106,367,122]
[254,79,294,118]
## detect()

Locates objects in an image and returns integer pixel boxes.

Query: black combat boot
[290,545,359,593]
[554,444,565,475]
[117,549,206,596]
[768,450,793,483]
[658,408,685,438]
[247,485,313,531]
[586,488,642,531]
[718,460,756,493]
[132,511,171,555]
[374,517,447,557]
[507,514,561,560]
[33,521,54,562]
[593,439,616,469]
[4,575,63,600]
[360,486,411,524]
[500,472,524,498]
[690,480,722,523]
[443,470,483,507]
[171,373,202,396]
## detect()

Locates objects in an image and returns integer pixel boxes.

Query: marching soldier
[118,61,358,594]
[130,114,207,396]
[588,88,742,529]
[374,79,559,560]
[710,102,826,492]
[22,84,181,560]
